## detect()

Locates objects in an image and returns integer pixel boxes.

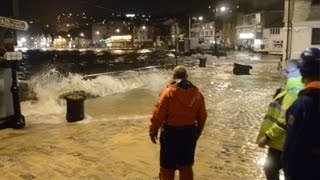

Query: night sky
[19,0,283,22]
[21,0,207,16]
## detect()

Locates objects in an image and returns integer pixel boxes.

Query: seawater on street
[0,51,284,179]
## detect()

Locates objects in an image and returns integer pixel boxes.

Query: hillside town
[6,0,318,60]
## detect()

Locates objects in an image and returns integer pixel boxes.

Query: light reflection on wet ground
[187,54,283,179]
[0,52,285,179]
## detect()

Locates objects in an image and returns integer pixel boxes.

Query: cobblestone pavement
[0,52,284,179]
[189,54,283,179]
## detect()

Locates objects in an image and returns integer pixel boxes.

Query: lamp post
[213,4,219,59]
[213,2,229,59]
[285,0,293,61]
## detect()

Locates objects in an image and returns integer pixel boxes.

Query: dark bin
[233,63,252,75]
[199,57,206,67]
[64,94,86,122]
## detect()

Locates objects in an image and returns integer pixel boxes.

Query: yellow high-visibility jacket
[257,76,304,151]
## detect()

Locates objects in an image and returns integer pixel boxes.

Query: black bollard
[10,61,25,128]
[199,57,206,67]
[64,93,86,122]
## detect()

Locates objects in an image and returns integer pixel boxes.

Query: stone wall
[283,0,320,22]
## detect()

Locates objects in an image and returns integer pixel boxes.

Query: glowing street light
[80,33,84,37]
[126,14,135,17]
[96,31,100,35]
[67,34,71,38]
[21,37,26,43]
[220,6,226,12]
[116,28,120,33]
[142,26,146,30]
[198,16,203,21]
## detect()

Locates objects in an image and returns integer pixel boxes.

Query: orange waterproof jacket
[149,82,207,135]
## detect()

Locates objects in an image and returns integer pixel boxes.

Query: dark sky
[19,0,283,22]
[20,0,207,16]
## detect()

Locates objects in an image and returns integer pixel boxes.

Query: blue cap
[300,48,320,61]
[299,48,320,76]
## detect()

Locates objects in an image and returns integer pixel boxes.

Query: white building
[283,0,320,60]
[262,28,285,54]
[236,11,284,53]
[189,21,216,50]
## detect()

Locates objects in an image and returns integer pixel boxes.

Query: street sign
[3,52,23,61]
[0,16,29,31]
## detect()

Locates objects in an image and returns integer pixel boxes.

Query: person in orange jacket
[149,65,207,180]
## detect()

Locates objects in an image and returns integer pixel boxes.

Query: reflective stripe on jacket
[257,76,304,151]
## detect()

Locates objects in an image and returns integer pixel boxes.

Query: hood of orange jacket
[167,79,199,108]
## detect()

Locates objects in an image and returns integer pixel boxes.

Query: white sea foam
[21,67,170,124]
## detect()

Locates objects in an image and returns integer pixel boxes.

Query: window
[311,28,320,45]
[198,38,204,44]
[270,28,280,35]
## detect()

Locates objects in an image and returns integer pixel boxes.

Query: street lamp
[213,3,229,58]
[220,6,226,12]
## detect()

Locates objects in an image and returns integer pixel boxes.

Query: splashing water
[21,67,171,124]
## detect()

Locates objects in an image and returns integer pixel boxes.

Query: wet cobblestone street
[0,52,284,179]
[189,54,283,179]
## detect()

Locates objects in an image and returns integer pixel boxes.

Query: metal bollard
[199,57,206,67]
[64,93,86,122]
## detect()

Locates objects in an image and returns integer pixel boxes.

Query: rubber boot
[159,167,175,180]
[178,165,193,180]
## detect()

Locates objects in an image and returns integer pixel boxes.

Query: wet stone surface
[0,52,283,179]
[189,55,282,179]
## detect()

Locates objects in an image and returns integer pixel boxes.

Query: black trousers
[264,148,283,180]
[159,125,197,170]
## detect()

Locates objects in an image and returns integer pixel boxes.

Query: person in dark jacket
[283,48,320,180]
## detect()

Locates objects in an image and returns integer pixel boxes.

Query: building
[92,21,133,49]
[133,25,154,48]
[261,27,285,54]
[283,0,320,60]
[189,20,216,50]
[236,11,284,52]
